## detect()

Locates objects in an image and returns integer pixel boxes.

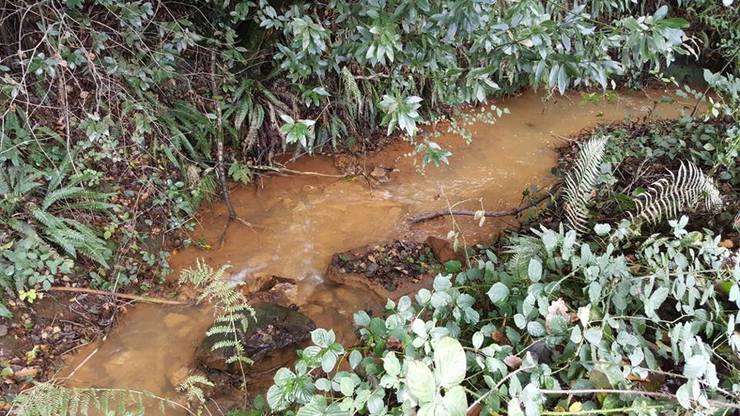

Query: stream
[60,89,691,412]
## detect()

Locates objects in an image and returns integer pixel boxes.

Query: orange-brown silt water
[60,89,693,411]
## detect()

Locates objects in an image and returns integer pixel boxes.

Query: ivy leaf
[434,337,467,388]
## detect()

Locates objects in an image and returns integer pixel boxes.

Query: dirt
[0,293,117,411]
[330,240,442,293]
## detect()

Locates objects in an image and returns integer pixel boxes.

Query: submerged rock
[196,303,315,373]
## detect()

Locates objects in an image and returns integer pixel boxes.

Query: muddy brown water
[60,89,691,412]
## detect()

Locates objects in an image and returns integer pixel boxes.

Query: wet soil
[331,240,441,292]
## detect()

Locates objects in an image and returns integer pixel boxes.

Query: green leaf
[444,260,462,273]
[584,327,602,345]
[349,350,362,370]
[527,258,542,282]
[527,321,545,337]
[440,385,467,416]
[683,355,706,379]
[406,360,435,403]
[658,18,689,29]
[383,352,401,376]
[434,337,467,388]
[487,282,509,304]
[0,302,11,318]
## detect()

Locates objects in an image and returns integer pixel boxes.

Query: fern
[176,374,214,406]
[504,234,544,277]
[562,135,608,233]
[10,383,182,416]
[629,161,724,224]
[341,66,363,117]
[180,260,255,386]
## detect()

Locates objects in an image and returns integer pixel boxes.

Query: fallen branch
[47,287,187,305]
[409,184,560,225]
[250,164,351,178]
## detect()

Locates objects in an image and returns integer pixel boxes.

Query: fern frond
[10,383,168,416]
[42,186,87,210]
[562,135,608,233]
[176,375,214,405]
[504,234,543,276]
[629,161,724,224]
[341,66,363,116]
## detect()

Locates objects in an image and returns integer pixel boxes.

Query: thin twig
[250,164,351,178]
[48,287,187,305]
[409,184,560,224]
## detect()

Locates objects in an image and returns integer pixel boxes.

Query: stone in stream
[196,303,315,373]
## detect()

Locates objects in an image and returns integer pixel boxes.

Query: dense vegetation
[2,0,740,415]
[2,0,726,312]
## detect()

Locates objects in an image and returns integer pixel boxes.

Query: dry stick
[250,164,351,178]
[409,184,560,225]
[48,287,187,305]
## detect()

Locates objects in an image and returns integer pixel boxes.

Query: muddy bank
[56,89,694,413]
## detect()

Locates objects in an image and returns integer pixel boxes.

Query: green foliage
[0,111,116,312]
[180,260,255,385]
[10,383,181,415]
[264,215,740,415]
[261,119,740,415]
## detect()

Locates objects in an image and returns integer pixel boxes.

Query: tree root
[48,287,187,305]
[409,185,560,225]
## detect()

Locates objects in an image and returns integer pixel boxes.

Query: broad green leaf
[440,385,467,416]
[528,258,542,282]
[434,337,467,388]
[487,282,509,304]
[406,360,435,403]
[349,350,362,370]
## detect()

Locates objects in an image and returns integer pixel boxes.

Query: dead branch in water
[408,184,560,225]
[48,287,187,305]
[250,165,351,178]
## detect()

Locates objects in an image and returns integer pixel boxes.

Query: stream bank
[37,89,694,413]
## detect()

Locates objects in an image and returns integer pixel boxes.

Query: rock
[425,236,460,263]
[370,166,392,183]
[13,367,38,381]
[0,325,7,337]
[241,275,298,306]
[196,304,315,374]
